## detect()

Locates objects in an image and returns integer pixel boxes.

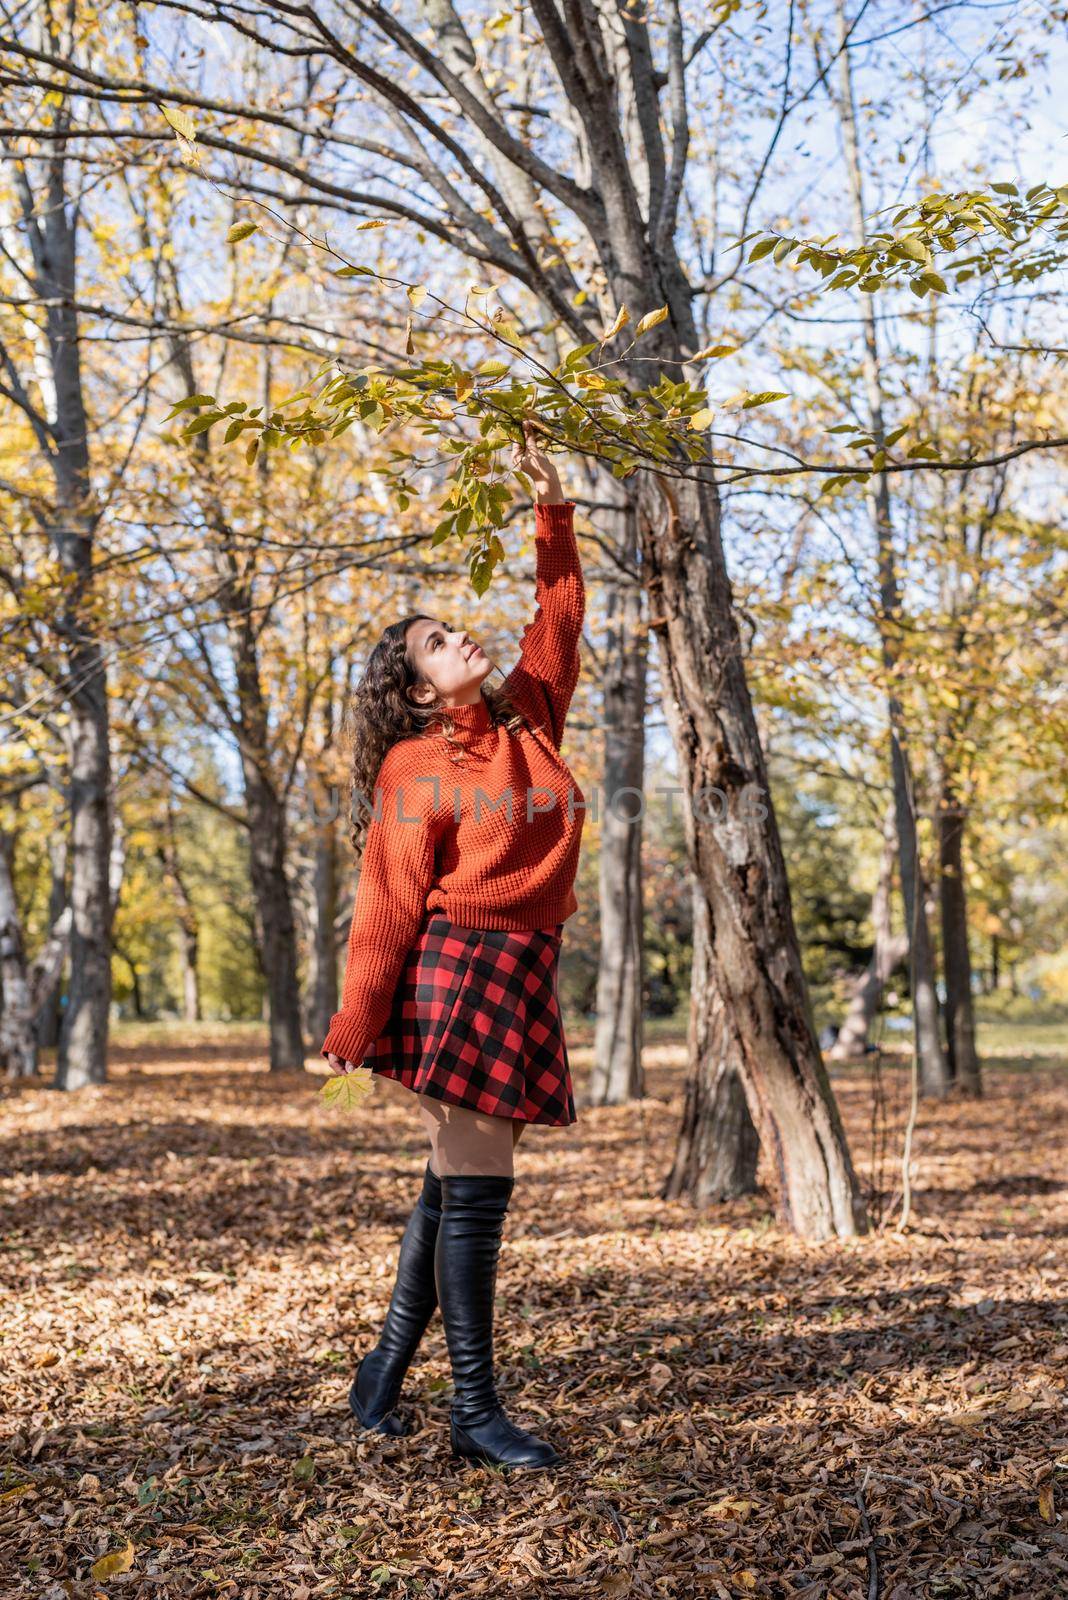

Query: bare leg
[417,1096,523,1177]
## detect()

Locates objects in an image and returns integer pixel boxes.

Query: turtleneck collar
[440,695,493,737]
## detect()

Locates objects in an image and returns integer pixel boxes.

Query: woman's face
[406,617,495,708]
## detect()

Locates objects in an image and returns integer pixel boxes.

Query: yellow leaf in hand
[320,1071,375,1113]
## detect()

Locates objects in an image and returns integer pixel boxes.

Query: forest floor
[2,1026,1066,1599]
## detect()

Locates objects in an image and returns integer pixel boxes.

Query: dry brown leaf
[1039,1481,1055,1523]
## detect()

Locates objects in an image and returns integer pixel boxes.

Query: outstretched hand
[511,418,565,506]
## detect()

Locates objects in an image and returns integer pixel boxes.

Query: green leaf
[748,237,778,262]
[162,394,216,419]
[741,391,788,408]
[892,235,929,264]
[293,1455,316,1482]
[184,411,225,435]
[226,220,258,243]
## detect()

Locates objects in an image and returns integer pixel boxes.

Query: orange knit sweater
[321,500,587,1065]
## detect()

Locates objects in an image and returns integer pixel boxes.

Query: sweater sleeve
[500,500,586,749]
[320,754,437,1065]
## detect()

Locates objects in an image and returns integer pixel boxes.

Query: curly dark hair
[341,613,527,861]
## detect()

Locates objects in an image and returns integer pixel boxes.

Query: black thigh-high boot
[350,1161,443,1436]
[435,1173,561,1470]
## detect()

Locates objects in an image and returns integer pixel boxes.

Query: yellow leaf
[320,1072,375,1113]
[162,106,196,141]
[407,284,428,309]
[736,1572,758,1591]
[405,317,415,356]
[692,343,738,360]
[91,1540,135,1582]
[704,1496,758,1522]
[635,306,669,336]
[600,304,629,344]
[1039,1481,1055,1523]
[226,220,258,244]
[455,372,474,402]
[357,219,387,230]
[689,407,715,431]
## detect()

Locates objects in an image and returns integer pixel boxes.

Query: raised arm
[321,754,437,1069]
[501,424,586,748]
[501,502,585,748]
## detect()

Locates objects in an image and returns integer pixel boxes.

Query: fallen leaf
[1039,1481,1055,1523]
[90,1540,135,1581]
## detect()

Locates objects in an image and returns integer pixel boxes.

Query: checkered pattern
[359,913,577,1126]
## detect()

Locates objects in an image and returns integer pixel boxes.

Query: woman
[322,421,586,1473]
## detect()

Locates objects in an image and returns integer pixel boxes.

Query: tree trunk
[54,639,112,1090]
[663,879,759,1202]
[309,776,340,1049]
[157,808,201,1023]
[242,757,305,1069]
[14,102,114,1090]
[0,831,38,1078]
[829,806,908,1060]
[35,834,68,1051]
[642,467,865,1239]
[832,1,949,1098]
[938,772,982,1095]
[587,483,647,1107]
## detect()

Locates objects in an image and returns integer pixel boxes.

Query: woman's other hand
[325,1052,359,1075]
[512,417,565,506]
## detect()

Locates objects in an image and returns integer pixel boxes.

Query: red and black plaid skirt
[358,912,577,1126]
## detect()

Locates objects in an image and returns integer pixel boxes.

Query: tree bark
[0,830,38,1078]
[587,483,647,1106]
[34,834,68,1052]
[938,772,982,1095]
[157,805,201,1024]
[308,682,341,1048]
[24,120,113,1090]
[829,806,908,1061]
[663,879,759,1202]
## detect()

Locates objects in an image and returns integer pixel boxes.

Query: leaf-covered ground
[2,1031,1066,1598]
